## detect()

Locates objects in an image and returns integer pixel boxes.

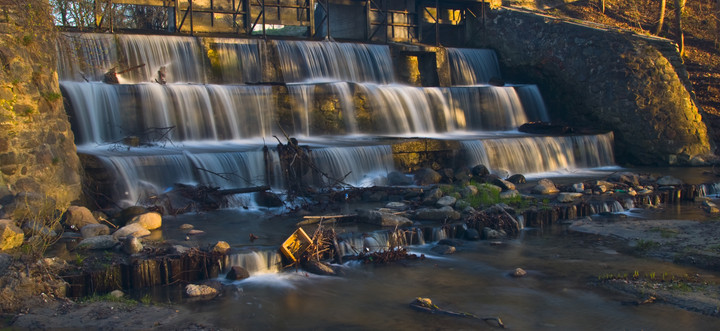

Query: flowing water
[55,33,720,328]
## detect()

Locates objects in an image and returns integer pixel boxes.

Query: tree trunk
[674,0,686,57]
[601,0,606,14]
[654,0,666,35]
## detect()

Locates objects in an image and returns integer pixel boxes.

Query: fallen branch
[410,297,505,328]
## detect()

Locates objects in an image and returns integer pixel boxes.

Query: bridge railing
[51,0,488,45]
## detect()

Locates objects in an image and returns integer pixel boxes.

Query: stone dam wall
[468,7,711,165]
[0,3,82,218]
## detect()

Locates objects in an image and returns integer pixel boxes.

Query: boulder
[185,284,217,297]
[511,268,528,277]
[482,227,503,240]
[436,196,457,208]
[414,168,442,185]
[387,171,414,186]
[557,192,583,203]
[656,176,683,186]
[0,219,24,251]
[122,235,143,254]
[81,224,110,238]
[378,213,413,227]
[461,185,479,198]
[455,200,471,210]
[507,174,526,184]
[464,228,480,240]
[179,224,194,230]
[128,212,162,230]
[609,172,640,186]
[115,206,148,226]
[385,202,408,211]
[414,207,461,221]
[421,188,443,205]
[572,183,585,193]
[213,241,231,254]
[63,206,98,230]
[532,179,559,195]
[702,201,720,214]
[471,164,490,177]
[454,167,472,182]
[226,266,250,280]
[22,219,57,237]
[113,223,151,239]
[490,177,515,191]
[499,190,520,199]
[303,260,336,276]
[431,244,456,255]
[76,235,118,250]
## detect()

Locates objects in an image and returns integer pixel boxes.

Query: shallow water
[139,205,720,330]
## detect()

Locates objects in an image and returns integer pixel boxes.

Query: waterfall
[461,133,615,175]
[355,83,446,134]
[57,33,619,208]
[310,145,394,187]
[275,40,396,83]
[206,38,265,84]
[445,86,530,130]
[91,147,282,207]
[225,251,282,275]
[57,33,117,81]
[447,48,502,85]
[514,85,551,122]
[63,82,276,144]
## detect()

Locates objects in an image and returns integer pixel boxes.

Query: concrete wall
[468,8,711,165]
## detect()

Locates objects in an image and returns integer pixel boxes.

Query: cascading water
[57,32,617,208]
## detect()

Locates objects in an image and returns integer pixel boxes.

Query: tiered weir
[58,33,616,207]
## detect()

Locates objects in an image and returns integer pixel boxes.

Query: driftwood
[296,214,358,226]
[410,297,505,328]
[218,186,271,195]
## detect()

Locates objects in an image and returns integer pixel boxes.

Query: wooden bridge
[54,0,493,45]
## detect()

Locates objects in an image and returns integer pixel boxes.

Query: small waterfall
[225,250,282,275]
[63,82,276,144]
[356,84,447,134]
[275,40,396,83]
[591,201,625,214]
[446,86,529,130]
[93,147,282,207]
[447,48,501,85]
[206,38,265,84]
[700,183,720,197]
[514,85,551,122]
[57,33,117,81]
[116,34,207,83]
[310,145,395,187]
[624,198,635,210]
[461,133,615,175]
[61,82,127,144]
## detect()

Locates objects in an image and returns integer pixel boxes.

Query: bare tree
[674,0,686,57]
[655,0,667,35]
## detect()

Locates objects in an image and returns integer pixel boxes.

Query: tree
[674,0,686,57]
[716,0,720,51]
[655,0,666,35]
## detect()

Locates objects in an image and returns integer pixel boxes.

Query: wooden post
[190,0,194,35]
[309,0,315,37]
[435,0,439,46]
[365,0,370,40]
[262,0,266,38]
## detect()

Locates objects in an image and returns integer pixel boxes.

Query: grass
[79,293,138,306]
[635,239,659,252]
[598,270,704,293]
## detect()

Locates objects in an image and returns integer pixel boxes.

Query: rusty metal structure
[54,0,488,45]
